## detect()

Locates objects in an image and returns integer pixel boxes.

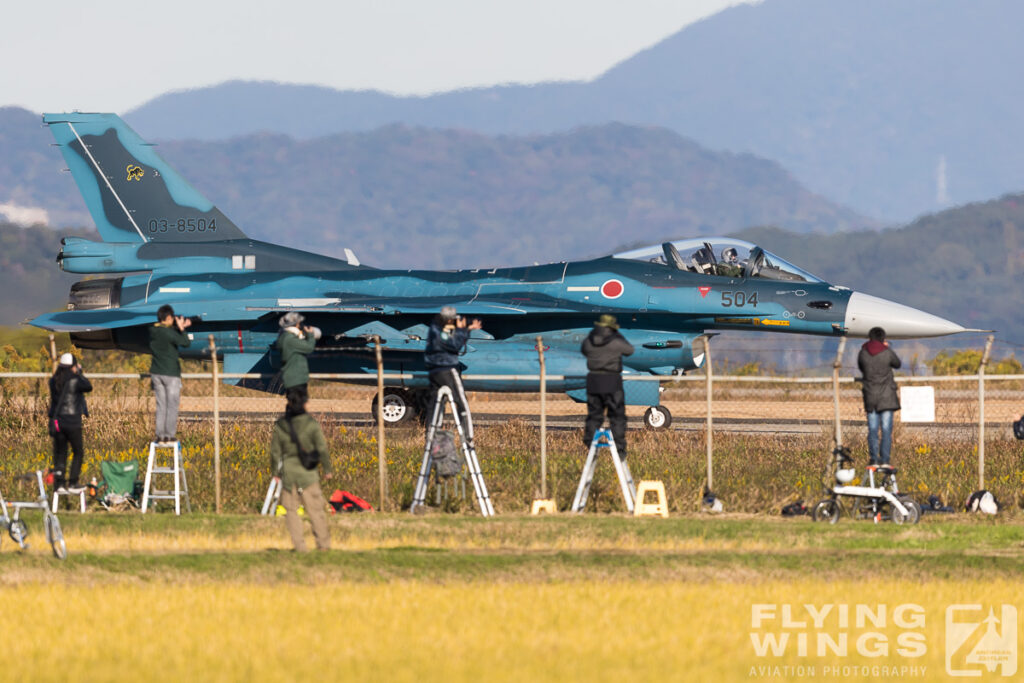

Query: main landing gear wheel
[371,388,418,426]
[812,499,840,524]
[643,405,672,430]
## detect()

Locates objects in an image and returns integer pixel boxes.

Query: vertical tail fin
[43,113,246,243]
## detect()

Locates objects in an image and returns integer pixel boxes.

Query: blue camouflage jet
[29,113,975,428]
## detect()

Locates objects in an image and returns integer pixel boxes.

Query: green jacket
[276,329,316,389]
[269,412,332,489]
[148,323,191,377]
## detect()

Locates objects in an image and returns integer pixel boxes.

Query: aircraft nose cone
[844,292,969,338]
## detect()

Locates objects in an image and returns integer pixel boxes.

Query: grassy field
[1,514,1022,682]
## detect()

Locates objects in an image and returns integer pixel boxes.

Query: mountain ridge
[124,0,1024,222]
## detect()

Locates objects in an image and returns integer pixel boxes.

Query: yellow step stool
[531,498,556,515]
[633,481,669,518]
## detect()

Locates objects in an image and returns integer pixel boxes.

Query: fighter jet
[29,113,974,428]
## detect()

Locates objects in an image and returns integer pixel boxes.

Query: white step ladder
[571,427,637,514]
[411,386,494,517]
[141,441,191,515]
[261,478,282,516]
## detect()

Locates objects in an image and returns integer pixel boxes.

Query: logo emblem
[698,286,711,298]
[126,164,145,181]
[946,604,1017,676]
[601,279,624,299]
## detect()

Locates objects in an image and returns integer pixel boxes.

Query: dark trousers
[583,374,627,457]
[285,384,308,404]
[52,426,85,486]
[427,368,474,442]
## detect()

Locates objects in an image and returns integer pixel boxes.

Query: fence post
[374,336,387,512]
[977,334,994,490]
[209,335,221,514]
[832,337,847,447]
[704,335,714,493]
[48,334,58,373]
[536,335,547,499]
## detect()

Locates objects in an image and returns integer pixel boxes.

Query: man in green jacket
[275,311,321,402]
[270,391,333,551]
[149,305,191,443]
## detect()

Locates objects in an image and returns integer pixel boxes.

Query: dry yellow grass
[1,579,1017,682]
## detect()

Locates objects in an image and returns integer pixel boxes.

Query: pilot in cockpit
[715,247,744,278]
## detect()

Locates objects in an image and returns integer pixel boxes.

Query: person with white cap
[275,311,322,403]
[424,306,481,441]
[149,304,191,443]
[48,353,92,493]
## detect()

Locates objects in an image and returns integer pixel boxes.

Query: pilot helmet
[721,247,738,263]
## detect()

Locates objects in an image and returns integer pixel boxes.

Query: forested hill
[126,0,1024,222]
[733,193,1024,341]
[4,193,1023,344]
[0,223,90,326]
[0,109,872,268]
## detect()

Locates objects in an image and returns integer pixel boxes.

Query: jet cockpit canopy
[613,238,823,283]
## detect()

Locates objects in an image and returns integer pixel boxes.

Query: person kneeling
[269,392,332,551]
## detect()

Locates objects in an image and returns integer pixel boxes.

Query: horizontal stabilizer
[29,309,160,332]
[223,353,281,393]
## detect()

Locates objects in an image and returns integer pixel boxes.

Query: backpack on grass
[329,490,373,513]
[430,430,462,478]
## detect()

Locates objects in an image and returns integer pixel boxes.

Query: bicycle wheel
[9,519,29,547]
[891,501,910,525]
[44,513,67,560]
[811,499,840,524]
[898,497,922,525]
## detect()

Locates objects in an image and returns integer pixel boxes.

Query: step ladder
[141,441,191,515]
[571,427,637,514]
[411,386,494,517]
[51,487,87,514]
[261,477,282,516]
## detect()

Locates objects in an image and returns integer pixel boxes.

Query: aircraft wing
[28,299,273,332]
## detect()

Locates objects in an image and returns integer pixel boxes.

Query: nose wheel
[643,405,672,430]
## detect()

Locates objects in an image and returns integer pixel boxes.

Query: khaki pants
[280,481,330,551]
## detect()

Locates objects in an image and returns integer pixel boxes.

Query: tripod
[411,386,494,516]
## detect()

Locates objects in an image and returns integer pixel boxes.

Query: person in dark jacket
[49,353,92,492]
[270,391,332,551]
[581,314,635,457]
[275,311,322,403]
[858,326,901,465]
[424,306,481,441]
[149,304,191,443]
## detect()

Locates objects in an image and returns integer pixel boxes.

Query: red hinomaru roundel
[601,279,624,299]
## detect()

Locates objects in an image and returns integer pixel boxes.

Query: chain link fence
[2,339,1022,514]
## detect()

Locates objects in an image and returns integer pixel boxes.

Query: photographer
[581,314,634,457]
[425,306,481,441]
[149,304,191,443]
[276,311,322,402]
[49,353,92,493]
[858,326,901,466]
[270,391,332,551]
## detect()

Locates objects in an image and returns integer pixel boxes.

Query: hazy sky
[2,0,753,113]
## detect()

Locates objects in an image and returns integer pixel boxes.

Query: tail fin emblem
[126,164,145,181]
